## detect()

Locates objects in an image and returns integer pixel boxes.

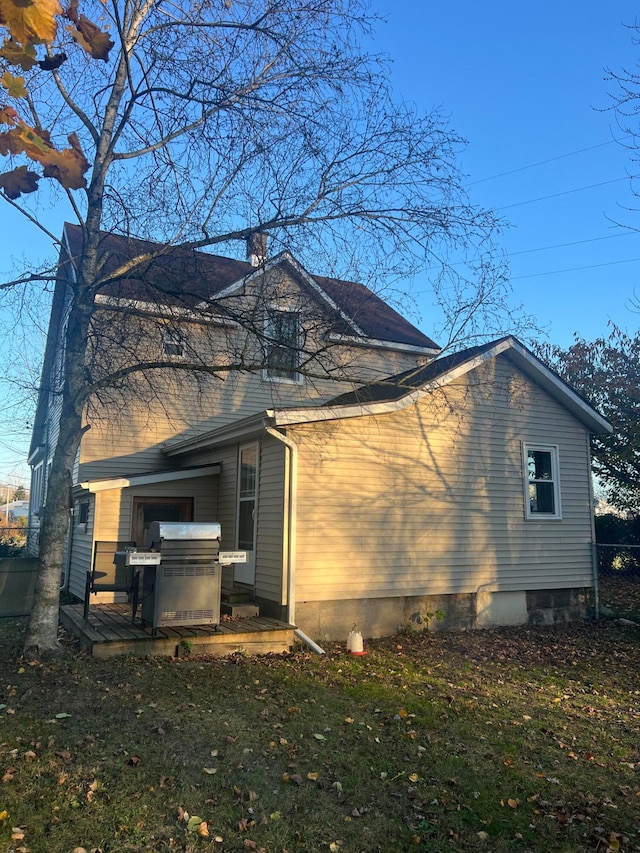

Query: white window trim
[162,327,186,359]
[262,307,303,385]
[522,442,562,520]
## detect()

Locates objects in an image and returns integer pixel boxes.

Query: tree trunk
[24,397,83,654]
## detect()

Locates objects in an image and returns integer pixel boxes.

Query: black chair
[83,540,137,621]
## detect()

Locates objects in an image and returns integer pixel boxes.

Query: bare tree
[0,0,528,653]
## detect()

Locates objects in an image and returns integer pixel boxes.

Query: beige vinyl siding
[77,265,428,482]
[68,496,95,601]
[291,355,595,602]
[67,474,219,596]
[255,435,286,603]
[78,350,425,480]
[202,445,238,589]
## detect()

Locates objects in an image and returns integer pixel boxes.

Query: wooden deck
[60,602,296,659]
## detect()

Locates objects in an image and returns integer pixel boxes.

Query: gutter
[265,427,298,627]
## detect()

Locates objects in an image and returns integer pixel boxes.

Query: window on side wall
[162,328,185,359]
[264,309,301,382]
[77,500,89,532]
[523,443,561,519]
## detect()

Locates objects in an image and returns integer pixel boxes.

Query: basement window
[523,443,561,520]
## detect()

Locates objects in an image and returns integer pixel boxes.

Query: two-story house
[28,223,611,640]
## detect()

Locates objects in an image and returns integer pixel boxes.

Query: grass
[0,615,638,853]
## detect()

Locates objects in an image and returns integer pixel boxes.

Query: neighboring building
[28,224,612,640]
[3,501,29,522]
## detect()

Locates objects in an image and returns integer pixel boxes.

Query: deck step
[221,588,253,604]
[221,601,260,618]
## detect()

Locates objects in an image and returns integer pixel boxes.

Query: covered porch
[60,602,296,659]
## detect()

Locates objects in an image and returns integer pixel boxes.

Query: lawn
[0,616,638,853]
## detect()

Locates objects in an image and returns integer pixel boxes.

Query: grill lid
[146,521,222,547]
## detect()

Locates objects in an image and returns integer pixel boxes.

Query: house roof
[269,336,613,435]
[63,224,438,351]
[322,340,499,406]
[165,336,612,458]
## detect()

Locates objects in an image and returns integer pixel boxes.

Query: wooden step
[221,601,260,618]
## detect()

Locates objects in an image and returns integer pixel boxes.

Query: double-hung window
[162,328,185,359]
[523,443,561,519]
[264,309,300,382]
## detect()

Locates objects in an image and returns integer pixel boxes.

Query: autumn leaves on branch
[0,0,113,199]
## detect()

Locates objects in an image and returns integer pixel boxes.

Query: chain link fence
[0,525,38,558]
[595,542,640,578]
[595,539,640,621]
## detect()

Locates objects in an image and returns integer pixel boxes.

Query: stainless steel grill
[141,521,222,632]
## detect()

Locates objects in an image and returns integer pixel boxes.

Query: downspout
[586,436,600,619]
[60,508,74,591]
[265,427,324,654]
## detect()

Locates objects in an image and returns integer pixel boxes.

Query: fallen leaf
[313,733,326,740]
[307,771,319,781]
[187,815,204,832]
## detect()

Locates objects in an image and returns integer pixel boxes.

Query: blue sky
[1,0,639,486]
[376,0,640,344]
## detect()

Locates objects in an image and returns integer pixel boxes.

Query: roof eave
[327,332,440,357]
[164,412,274,457]
[270,337,613,435]
[77,463,221,492]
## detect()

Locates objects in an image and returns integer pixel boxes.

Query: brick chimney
[246,233,267,267]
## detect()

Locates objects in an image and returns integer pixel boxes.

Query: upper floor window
[523,443,561,519]
[162,328,185,359]
[264,309,300,382]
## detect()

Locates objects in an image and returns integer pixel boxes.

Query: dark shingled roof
[63,224,438,350]
[322,339,506,407]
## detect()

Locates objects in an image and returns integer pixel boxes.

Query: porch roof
[77,463,221,493]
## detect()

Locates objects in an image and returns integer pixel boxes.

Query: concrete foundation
[294,587,591,642]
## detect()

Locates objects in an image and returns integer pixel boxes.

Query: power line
[470,136,631,186]
[499,177,628,212]
[510,255,640,281]
[507,229,639,258]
